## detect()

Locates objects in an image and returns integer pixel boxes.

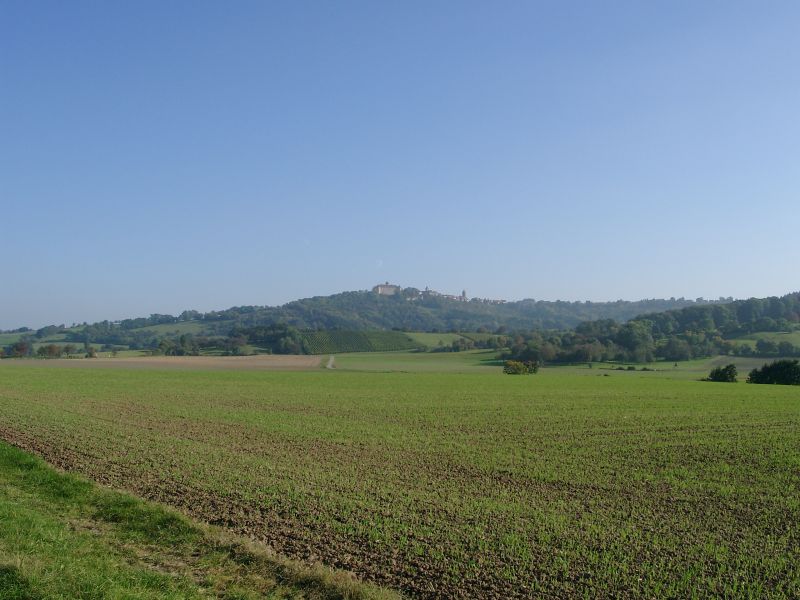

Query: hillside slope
[224,291,725,331]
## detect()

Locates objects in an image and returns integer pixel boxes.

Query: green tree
[615,321,655,362]
[706,364,737,383]
[659,338,693,361]
[9,340,33,357]
[503,360,539,375]
[755,339,778,356]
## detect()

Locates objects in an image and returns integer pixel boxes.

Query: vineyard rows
[301,330,421,354]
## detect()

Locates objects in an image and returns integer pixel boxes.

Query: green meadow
[730,331,800,347]
[402,332,470,347]
[133,321,211,335]
[0,333,25,346]
[0,353,798,598]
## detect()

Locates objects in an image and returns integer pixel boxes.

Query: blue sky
[2,1,799,328]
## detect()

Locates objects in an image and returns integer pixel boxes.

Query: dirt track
[0,355,323,371]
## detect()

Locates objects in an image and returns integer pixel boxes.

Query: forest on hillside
[504,292,800,364]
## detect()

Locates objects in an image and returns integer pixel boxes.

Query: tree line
[0,341,96,359]
[705,360,800,385]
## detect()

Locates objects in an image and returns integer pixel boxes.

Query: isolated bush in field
[503,360,539,375]
[747,359,800,385]
[706,364,738,383]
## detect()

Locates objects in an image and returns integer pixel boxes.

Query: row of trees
[0,341,95,359]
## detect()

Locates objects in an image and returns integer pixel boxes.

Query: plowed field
[0,365,798,598]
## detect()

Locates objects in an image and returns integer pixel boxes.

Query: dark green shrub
[707,364,738,383]
[747,359,800,385]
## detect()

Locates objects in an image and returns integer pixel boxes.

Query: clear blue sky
[2,1,799,328]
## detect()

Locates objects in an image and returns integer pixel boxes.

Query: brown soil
[0,355,323,371]
[0,423,527,599]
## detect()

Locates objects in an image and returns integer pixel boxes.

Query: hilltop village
[371,282,507,304]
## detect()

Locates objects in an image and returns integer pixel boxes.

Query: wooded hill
[4,291,800,360]
[2,290,728,352]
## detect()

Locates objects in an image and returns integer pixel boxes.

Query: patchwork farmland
[0,354,798,598]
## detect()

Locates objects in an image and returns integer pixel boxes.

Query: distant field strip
[0,355,322,370]
[402,332,466,347]
[730,331,800,346]
[0,365,798,598]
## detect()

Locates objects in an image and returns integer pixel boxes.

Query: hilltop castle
[372,282,469,302]
[372,282,402,296]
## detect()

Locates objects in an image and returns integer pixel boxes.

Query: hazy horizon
[3,2,799,329]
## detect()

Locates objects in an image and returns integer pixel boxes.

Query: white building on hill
[373,282,401,296]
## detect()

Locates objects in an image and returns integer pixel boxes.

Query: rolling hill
[3,289,800,363]
[1,288,731,350]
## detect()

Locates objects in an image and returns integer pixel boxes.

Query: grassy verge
[0,441,398,600]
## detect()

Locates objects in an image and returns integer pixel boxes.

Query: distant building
[373,283,480,302]
[420,286,469,301]
[373,282,401,296]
